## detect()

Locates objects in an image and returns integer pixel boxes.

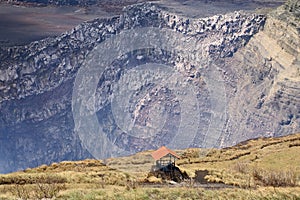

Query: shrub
[35,182,66,199]
[232,162,249,174]
[7,174,67,199]
[9,184,31,200]
[9,183,66,199]
[0,174,67,185]
[125,179,138,190]
[181,149,200,159]
[252,168,298,187]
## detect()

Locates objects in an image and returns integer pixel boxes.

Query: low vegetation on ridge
[0,133,300,199]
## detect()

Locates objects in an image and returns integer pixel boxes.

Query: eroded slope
[0,1,298,173]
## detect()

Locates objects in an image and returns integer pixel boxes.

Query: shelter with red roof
[151,146,180,170]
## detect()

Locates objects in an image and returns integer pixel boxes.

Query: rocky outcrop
[221,0,300,146]
[0,1,299,173]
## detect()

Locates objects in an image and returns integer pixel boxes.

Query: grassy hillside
[0,133,300,199]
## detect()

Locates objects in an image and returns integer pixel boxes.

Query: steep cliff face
[221,0,300,146]
[0,1,299,173]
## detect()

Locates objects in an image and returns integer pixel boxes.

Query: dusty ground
[0,0,284,47]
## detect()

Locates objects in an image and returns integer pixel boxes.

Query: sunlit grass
[0,133,299,199]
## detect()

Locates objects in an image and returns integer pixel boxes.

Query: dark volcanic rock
[0,1,299,173]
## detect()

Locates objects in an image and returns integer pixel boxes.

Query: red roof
[151,146,180,160]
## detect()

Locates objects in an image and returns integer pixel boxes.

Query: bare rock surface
[0,0,299,173]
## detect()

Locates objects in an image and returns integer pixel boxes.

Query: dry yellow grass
[0,133,299,199]
[176,133,300,188]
